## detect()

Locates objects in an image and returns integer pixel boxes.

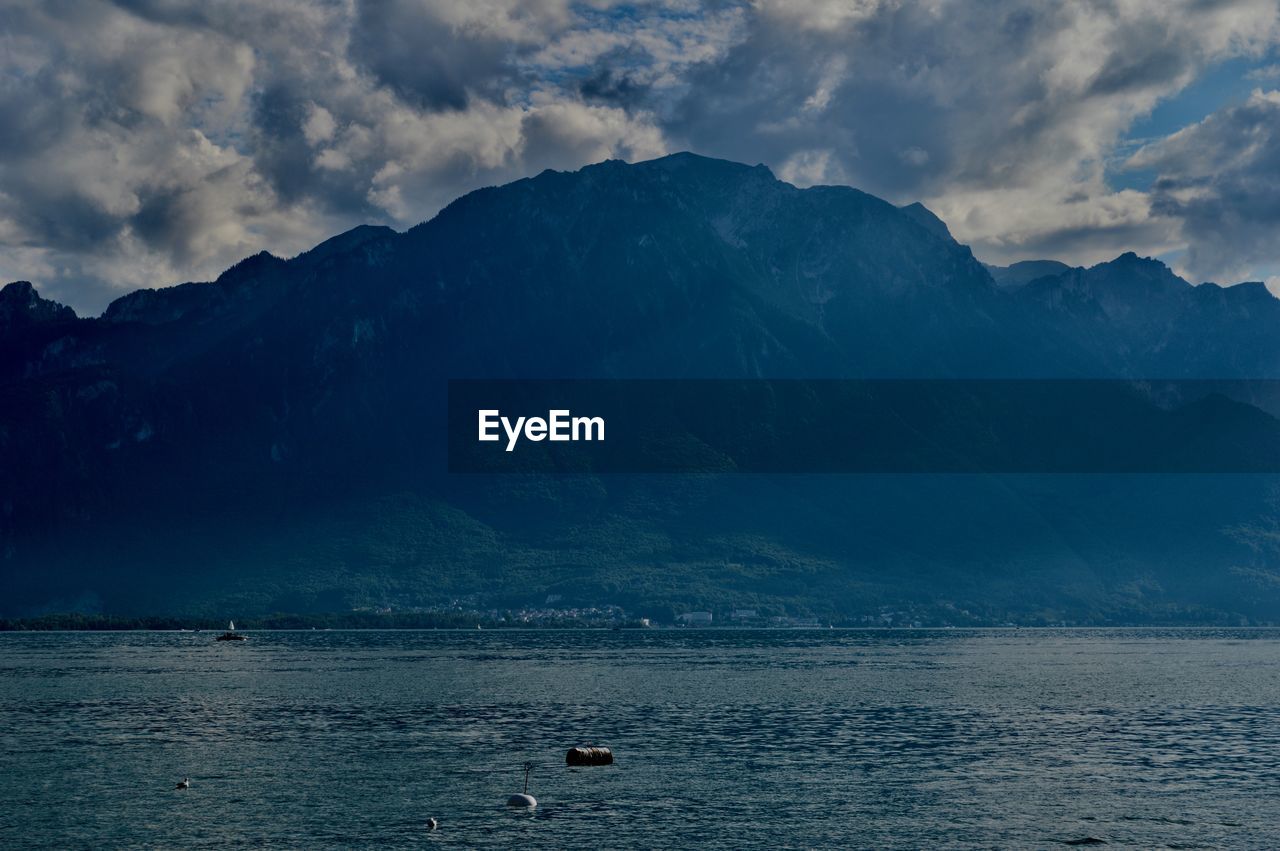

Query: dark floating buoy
[507,761,538,808]
[566,746,613,766]
[425,818,438,830]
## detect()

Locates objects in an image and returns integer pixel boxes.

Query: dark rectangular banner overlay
[447,379,1280,473]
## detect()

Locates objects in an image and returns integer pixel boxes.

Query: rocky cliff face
[1015,252,1280,376]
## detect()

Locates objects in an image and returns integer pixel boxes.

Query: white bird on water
[175,778,190,790]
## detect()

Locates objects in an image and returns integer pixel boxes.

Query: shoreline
[4,624,1280,633]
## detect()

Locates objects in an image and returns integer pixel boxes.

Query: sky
[2,0,1280,314]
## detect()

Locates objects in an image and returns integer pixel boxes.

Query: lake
[3,629,1279,848]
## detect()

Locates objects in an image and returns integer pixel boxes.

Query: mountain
[898,202,956,243]
[985,259,1074,290]
[0,281,76,335]
[3,153,1280,624]
[1015,252,1280,376]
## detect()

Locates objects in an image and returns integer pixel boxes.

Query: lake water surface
[3,629,1279,849]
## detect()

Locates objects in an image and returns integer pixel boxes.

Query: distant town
[6,595,1262,631]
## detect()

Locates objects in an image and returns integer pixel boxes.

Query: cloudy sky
[3,0,1280,313]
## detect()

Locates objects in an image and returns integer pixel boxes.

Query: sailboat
[215,620,248,641]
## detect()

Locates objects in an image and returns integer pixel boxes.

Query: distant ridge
[986,259,1074,289]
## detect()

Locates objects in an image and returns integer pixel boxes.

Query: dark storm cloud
[0,0,1278,314]
[579,67,652,108]
[348,0,517,112]
[244,82,382,220]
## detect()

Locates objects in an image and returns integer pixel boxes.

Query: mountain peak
[576,152,780,187]
[1088,252,1188,292]
[1,280,37,301]
[296,224,397,267]
[215,250,286,286]
[898,202,955,242]
[643,151,773,175]
[1098,251,1171,273]
[0,280,77,335]
[102,249,302,327]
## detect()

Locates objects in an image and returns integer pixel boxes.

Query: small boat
[215,620,248,642]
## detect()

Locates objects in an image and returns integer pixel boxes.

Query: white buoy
[426,818,438,830]
[507,761,538,808]
[175,778,190,790]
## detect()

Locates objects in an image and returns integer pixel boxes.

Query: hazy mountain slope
[986,260,1074,290]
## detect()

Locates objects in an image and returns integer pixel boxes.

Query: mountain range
[4,152,1280,624]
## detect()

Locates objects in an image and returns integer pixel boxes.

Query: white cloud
[1246,63,1280,80]
[681,0,1280,268]
[1,0,1279,312]
[0,0,684,312]
[777,149,848,187]
[302,104,337,146]
[898,147,929,167]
